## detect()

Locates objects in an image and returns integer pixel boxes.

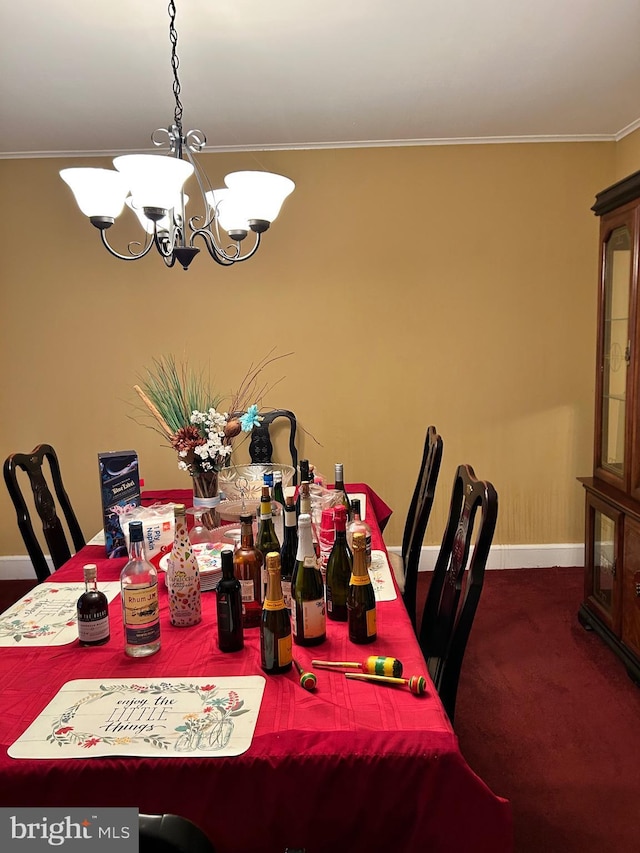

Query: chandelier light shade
[60,1,294,270]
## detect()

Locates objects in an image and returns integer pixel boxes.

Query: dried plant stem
[133,384,174,440]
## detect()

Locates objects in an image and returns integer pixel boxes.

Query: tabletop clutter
[84,455,424,695]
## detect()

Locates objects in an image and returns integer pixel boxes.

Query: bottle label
[278,633,292,666]
[350,574,373,586]
[78,615,110,642]
[240,579,256,603]
[300,599,326,639]
[366,608,377,637]
[281,580,292,610]
[122,584,160,646]
[263,598,286,611]
[303,556,317,568]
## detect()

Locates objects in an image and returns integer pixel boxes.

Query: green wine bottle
[256,484,281,598]
[326,505,352,622]
[291,513,326,646]
[347,531,377,644]
[260,552,292,674]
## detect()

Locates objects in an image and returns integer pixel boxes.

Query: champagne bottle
[347,498,372,569]
[167,503,202,627]
[347,531,377,644]
[120,520,161,657]
[334,462,352,521]
[291,513,326,646]
[279,494,298,611]
[77,563,110,647]
[256,484,281,598]
[216,548,244,652]
[295,459,310,517]
[261,552,293,674]
[326,505,353,622]
[298,479,320,557]
[234,513,263,629]
[272,470,285,543]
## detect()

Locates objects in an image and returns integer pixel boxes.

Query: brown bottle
[347,531,377,644]
[77,563,110,647]
[233,513,264,629]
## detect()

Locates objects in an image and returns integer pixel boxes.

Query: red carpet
[416,567,640,853]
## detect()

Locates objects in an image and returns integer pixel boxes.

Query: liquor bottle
[272,470,286,543]
[120,520,161,657]
[326,505,353,622]
[256,484,281,597]
[291,513,326,646]
[216,548,244,653]
[234,512,264,629]
[77,563,110,647]
[295,459,311,517]
[260,551,293,674]
[318,508,335,585]
[347,531,377,644]
[334,462,352,521]
[347,498,372,569]
[279,494,298,611]
[166,503,202,627]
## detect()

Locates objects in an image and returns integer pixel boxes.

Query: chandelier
[60,1,294,271]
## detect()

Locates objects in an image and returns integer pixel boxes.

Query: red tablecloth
[0,486,512,853]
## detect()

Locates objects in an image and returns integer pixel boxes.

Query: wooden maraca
[345,672,428,696]
[293,659,317,691]
[312,656,403,678]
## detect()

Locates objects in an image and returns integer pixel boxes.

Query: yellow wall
[615,127,640,181]
[0,139,631,557]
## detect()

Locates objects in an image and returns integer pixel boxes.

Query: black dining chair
[139,814,217,853]
[418,463,498,724]
[246,409,299,484]
[388,426,443,627]
[3,443,85,583]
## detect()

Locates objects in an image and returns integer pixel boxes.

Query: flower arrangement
[132,351,289,476]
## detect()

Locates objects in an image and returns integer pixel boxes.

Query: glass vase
[191,471,220,530]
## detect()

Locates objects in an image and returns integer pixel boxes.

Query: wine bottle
[295,459,311,517]
[234,513,263,629]
[216,548,244,652]
[318,508,335,585]
[347,498,372,569]
[261,551,293,674]
[77,563,110,647]
[326,505,353,622]
[334,462,352,521]
[298,479,320,557]
[347,531,377,644]
[291,513,326,646]
[167,503,202,627]
[256,484,281,598]
[272,470,285,542]
[279,494,298,611]
[120,520,161,657]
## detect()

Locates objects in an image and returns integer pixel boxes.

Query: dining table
[0,483,513,853]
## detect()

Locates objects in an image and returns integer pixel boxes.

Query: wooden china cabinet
[579,169,640,683]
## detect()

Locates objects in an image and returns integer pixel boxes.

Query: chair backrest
[248,409,299,484]
[401,426,444,628]
[3,443,85,582]
[418,463,498,723]
[139,814,216,853]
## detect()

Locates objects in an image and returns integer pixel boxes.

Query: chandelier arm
[192,228,262,264]
[99,229,155,261]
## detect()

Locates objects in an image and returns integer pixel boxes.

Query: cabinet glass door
[585,493,621,633]
[600,225,631,480]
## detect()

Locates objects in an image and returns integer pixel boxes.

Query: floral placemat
[8,677,266,760]
[0,582,121,647]
[370,550,397,602]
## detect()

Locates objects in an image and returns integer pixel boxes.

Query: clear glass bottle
[256,484,281,598]
[261,551,293,674]
[326,505,353,622]
[347,498,372,569]
[77,563,110,647]
[334,462,352,521]
[234,512,263,628]
[279,494,298,612]
[347,531,377,644]
[318,508,335,585]
[167,503,202,627]
[291,513,326,646]
[216,548,244,652]
[120,520,161,657]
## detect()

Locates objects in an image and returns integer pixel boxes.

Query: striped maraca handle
[344,672,427,695]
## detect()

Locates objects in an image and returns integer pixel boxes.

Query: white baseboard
[385,543,585,571]
[0,544,585,581]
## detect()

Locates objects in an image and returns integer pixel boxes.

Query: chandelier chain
[168,0,183,132]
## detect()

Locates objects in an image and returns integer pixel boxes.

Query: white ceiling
[1,0,639,159]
